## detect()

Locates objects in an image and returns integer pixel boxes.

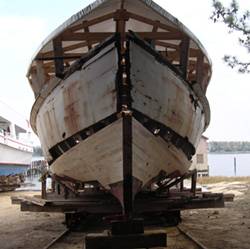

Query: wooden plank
[130,41,204,147]
[18,192,226,214]
[36,43,119,155]
[19,195,53,206]
[50,119,123,189]
[223,193,235,202]
[132,118,190,187]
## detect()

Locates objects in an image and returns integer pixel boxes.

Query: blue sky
[0,0,250,144]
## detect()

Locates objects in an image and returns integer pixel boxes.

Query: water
[18,174,51,191]
[208,153,250,177]
[18,156,48,191]
[17,153,250,191]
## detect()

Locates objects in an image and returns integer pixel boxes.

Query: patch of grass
[197,176,250,184]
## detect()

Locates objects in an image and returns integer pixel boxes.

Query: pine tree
[211,0,250,73]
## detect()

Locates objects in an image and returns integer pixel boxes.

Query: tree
[211,0,250,73]
[33,146,44,157]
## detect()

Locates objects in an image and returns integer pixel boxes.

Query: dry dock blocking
[10,170,234,249]
[11,169,233,222]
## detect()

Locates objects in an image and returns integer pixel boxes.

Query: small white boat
[0,101,33,176]
[27,0,212,214]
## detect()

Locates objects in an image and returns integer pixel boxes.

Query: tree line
[208,141,250,153]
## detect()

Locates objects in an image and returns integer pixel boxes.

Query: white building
[190,135,209,177]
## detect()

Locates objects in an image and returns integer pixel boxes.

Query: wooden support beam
[122,114,133,217]
[196,52,204,86]
[35,58,46,88]
[67,12,115,33]
[120,0,125,9]
[84,24,93,51]
[180,35,190,80]
[61,32,182,41]
[53,36,64,77]
[128,11,181,34]
[191,169,197,197]
[114,10,128,42]
[30,71,42,97]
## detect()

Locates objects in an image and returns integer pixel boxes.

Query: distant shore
[208,151,250,154]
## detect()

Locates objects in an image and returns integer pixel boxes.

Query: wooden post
[180,35,190,80]
[35,58,46,89]
[52,174,56,193]
[180,179,184,192]
[42,179,46,199]
[234,157,237,176]
[64,186,69,199]
[196,52,204,86]
[191,170,197,197]
[56,182,61,195]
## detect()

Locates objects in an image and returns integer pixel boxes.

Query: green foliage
[211,0,250,73]
[208,141,250,152]
[33,146,44,157]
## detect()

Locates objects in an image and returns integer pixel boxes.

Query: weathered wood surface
[36,43,118,157]
[130,41,205,148]
[50,118,123,188]
[15,192,226,214]
[28,0,212,135]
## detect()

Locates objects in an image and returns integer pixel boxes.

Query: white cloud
[0,15,48,119]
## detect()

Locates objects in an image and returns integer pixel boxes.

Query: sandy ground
[181,181,250,249]
[0,182,249,249]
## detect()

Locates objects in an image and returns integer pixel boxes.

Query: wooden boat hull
[33,35,205,207]
[27,0,212,213]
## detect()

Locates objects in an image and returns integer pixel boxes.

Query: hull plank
[130,41,204,148]
[132,118,189,187]
[51,117,190,191]
[36,43,119,158]
[50,118,123,189]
